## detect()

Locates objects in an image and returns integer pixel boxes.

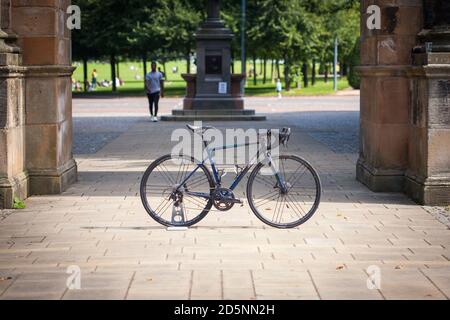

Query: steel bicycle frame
[175,136,287,200]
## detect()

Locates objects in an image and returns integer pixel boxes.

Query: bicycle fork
[267,153,288,194]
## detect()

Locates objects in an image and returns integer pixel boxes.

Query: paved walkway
[0,96,449,300]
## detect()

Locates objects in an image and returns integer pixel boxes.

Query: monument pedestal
[162,74,265,121]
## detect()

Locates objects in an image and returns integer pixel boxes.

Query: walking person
[91,69,98,90]
[145,62,165,122]
[276,78,283,99]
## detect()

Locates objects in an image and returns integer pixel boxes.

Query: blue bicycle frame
[175,137,288,199]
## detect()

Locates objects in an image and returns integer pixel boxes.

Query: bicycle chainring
[213,188,236,211]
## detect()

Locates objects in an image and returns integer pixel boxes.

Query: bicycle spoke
[274,196,286,224]
[141,155,215,227]
[286,165,305,185]
[286,194,307,217]
[159,163,176,185]
[248,155,321,228]
[159,200,174,219]
[253,192,280,208]
[283,195,302,219]
[253,174,276,189]
[145,185,172,195]
[287,167,309,192]
[154,198,172,217]
[271,194,282,222]
[175,161,187,185]
[253,190,279,204]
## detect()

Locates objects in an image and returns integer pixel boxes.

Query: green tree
[156,0,203,74]
[72,0,100,91]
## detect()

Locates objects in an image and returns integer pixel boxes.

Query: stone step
[172,109,256,116]
[161,114,267,122]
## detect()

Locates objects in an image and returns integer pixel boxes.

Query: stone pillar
[357,0,423,192]
[11,0,77,195]
[407,0,450,205]
[0,0,27,208]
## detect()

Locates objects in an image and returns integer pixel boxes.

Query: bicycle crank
[213,188,242,211]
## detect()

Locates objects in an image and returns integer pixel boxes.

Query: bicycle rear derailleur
[213,188,242,212]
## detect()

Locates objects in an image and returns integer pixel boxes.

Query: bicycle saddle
[186,124,215,133]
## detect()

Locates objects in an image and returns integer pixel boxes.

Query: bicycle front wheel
[140,154,214,227]
[247,155,321,229]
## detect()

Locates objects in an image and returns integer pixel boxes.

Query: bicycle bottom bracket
[213,188,238,211]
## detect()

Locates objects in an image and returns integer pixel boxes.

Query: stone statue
[207,0,221,20]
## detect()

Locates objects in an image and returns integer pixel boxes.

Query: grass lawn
[72,60,351,98]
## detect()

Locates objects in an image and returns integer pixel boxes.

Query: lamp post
[241,0,246,92]
[333,37,338,91]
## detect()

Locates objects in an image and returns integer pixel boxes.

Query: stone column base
[405,174,450,206]
[28,159,77,195]
[183,97,245,110]
[0,172,28,209]
[356,159,404,192]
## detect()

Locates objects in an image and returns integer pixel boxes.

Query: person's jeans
[147,92,160,116]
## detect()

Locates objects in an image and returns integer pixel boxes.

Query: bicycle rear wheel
[247,155,321,229]
[140,154,214,227]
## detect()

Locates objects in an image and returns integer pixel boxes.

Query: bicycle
[140,125,321,229]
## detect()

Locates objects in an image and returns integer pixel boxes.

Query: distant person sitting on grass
[145,62,165,122]
[276,78,283,99]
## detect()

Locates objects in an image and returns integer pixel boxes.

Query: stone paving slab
[0,96,449,300]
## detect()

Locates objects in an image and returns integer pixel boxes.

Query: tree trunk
[143,53,147,80]
[116,61,120,79]
[186,53,191,74]
[324,64,329,83]
[284,59,290,91]
[259,59,263,75]
[83,57,88,92]
[312,59,316,86]
[253,55,257,86]
[302,63,308,88]
[340,60,344,77]
[271,59,275,82]
[263,58,267,84]
[143,54,148,89]
[111,54,117,92]
[276,59,280,80]
[163,61,168,81]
